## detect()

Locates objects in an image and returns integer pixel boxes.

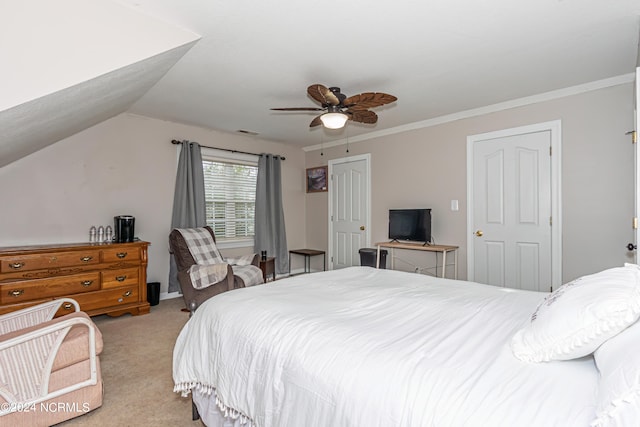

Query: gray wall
[305,83,635,283]
[0,113,307,296]
[0,82,633,295]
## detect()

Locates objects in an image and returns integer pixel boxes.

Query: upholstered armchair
[169,226,263,312]
[0,298,103,427]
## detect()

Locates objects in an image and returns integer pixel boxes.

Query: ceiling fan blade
[343,92,397,109]
[307,84,340,106]
[271,107,325,111]
[310,115,323,127]
[347,109,378,124]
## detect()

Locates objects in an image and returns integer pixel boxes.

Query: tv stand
[375,241,458,279]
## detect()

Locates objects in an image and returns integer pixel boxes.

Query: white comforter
[173,267,598,427]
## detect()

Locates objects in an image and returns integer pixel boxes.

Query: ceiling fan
[271,84,397,129]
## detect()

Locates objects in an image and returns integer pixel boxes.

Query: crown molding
[302,73,635,153]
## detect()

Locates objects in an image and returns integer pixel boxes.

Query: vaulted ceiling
[1,0,639,167]
[0,0,199,167]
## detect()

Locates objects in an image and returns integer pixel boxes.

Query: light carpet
[59,297,196,426]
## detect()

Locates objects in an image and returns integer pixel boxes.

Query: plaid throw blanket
[177,228,264,289]
[187,263,229,290]
[177,228,223,264]
[226,254,266,287]
[232,264,264,287]
[177,228,228,289]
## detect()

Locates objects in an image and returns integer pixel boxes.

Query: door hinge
[634,217,638,230]
[627,130,637,144]
[549,216,552,226]
[549,146,552,156]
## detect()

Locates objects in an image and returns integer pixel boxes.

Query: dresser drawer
[102,247,140,263]
[0,250,100,273]
[0,240,149,317]
[0,272,100,304]
[101,267,139,289]
[0,298,51,316]
[56,286,139,316]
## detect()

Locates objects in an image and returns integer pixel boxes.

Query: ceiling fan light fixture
[320,112,348,129]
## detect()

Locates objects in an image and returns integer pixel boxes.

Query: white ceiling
[1,0,639,166]
[0,0,199,167]
[116,0,640,149]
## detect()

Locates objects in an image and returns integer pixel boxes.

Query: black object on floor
[359,248,388,269]
[147,282,160,306]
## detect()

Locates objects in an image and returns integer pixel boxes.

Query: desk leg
[323,253,326,271]
[288,253,291,275]
[441,251,447,278]
[391,248,395,270]
[376,245,380,268]
[454,249,458,280]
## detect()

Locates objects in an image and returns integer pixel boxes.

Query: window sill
[216,239,254,250]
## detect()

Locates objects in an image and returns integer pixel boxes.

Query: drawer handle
[8,289,24,298]
[63,302,74,310]
[115,275,127,282]
[80,256,93,262]
[81,280,94,287]
[9,262,24,270]
[123,290,132,297]
[116,252,128,259]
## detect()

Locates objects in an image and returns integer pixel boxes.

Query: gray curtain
[168,141,206,293]
[255,154,288,274]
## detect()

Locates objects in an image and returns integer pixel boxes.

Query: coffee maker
[114,215,135,243]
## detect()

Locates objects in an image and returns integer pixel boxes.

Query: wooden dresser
[0,241,150,317]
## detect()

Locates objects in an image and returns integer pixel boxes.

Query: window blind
[202,159,258,241]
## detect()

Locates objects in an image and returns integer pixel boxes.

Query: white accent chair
[0,298,103,426]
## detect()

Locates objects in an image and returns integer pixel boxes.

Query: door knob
[360,225,365,231]
[627,243,637,251]
[475,230,483,237]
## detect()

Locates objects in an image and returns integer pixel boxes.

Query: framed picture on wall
[306,166,328,193]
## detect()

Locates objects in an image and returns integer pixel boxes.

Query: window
[202,153,258,244]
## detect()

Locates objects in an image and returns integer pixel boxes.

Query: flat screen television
[388,209,432,244]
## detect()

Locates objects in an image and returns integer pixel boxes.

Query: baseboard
[286,268,322,276]
[160,291,182,301]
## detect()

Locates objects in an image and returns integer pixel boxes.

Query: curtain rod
[171,139,285,160]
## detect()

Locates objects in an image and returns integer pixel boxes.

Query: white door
[634,66,640,261]
[468,122,561,291]
[328,154,371,269]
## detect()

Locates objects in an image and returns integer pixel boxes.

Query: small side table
[259,257,276,282]
[288,249,326,275]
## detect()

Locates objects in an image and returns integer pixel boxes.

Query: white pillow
[511,264,640,363]
[592,318,640,426]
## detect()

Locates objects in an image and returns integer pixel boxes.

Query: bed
[173,265,640,427]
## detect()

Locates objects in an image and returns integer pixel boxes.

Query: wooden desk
[259,257,276,282]
[375,241,458,279]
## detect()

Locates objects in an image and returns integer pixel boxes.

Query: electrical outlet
[451,200,459,211]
